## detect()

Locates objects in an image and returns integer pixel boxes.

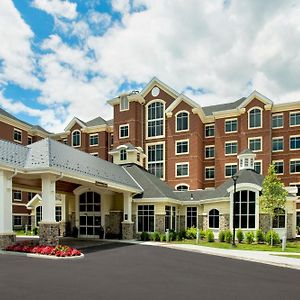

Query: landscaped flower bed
[5,244,82,257]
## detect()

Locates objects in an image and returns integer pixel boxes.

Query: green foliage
[186,226,197,239]
[225,230,232,243]
[159,233,166,242]
[177,230,186,241]
[266,230,280,245]
[256,229,265,243]
[218,230,225,242]
[150,232,160,241]
[206,229,215,242]
[236,229,244,243]
[169,230,177,241]
[245,231,255,244]
[259,164,288,228]
[140,232,150,241]
[200,229,206,240]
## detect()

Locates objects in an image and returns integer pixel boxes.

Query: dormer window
[120,95,129,111]
[72,130,81,147]
[248,108,262,129]
[176,111,189,132]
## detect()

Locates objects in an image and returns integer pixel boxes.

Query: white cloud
[32,0,78,20]
[111,0,131,15]
[0,0,38,88]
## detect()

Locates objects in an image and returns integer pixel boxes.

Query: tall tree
[259,164,288,246]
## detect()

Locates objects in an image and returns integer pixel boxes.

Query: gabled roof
[165,94,202,114]
[123,164,180,200]
[237,90,273,109]
[64,115,113,131]
[109,143,138,153]
[86,116,109,127]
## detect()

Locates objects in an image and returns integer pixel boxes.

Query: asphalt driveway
[0,242,299,300]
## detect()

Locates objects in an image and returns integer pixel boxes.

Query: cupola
[237,149,256,171]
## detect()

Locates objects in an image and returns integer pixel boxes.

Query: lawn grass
[171,239,300,253]
[14,230,36,236]
[272,254,300,259]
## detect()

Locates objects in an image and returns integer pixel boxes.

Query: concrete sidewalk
[124,240,300,270]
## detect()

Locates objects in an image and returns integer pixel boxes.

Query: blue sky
[0,0,300,132]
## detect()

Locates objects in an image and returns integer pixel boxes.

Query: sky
[0,0,300,133]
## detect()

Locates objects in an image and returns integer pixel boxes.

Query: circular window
[151,87,160,97]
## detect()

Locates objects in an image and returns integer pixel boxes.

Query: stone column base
[0,233,16,249]
[122,222,134,240]
[39,222,60,246]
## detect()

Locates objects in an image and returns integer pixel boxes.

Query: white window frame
[290,111,300,127]
[272,137,284,152]
[27,136,33,145]
[176,162,189,178]
[205,166,215,180]
[273,160,284,175]
[175,139,189,155]
[175,184,190,191]
[254,160,263,174]
[90,152,98,157]
[146,100,165,140]
[272,113,284,129]
[290,159,300,174]
[224,163,238,178]
[290,135,300,151]
[225,118,238,133]
[120,148,127,161]
[146,141,165,180]
[248,107,263,129]
[205,124,215,138]
[13,190,22,202]
[205,145,215,159]
[248,136,263,152]
[175,110,189,133]
[119,124,130,139]
[71,130,81,147]
[89,133,99,147]
[120,95,129,112]
[13,128,22,143]
[225,140,238,156]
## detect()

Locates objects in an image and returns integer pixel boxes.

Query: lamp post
[231,174,239,247]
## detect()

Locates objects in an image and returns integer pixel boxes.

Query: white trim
[272,113,284,129]
[290,159,300,174]
[175,183,190,191]
[205,124,215,138]
[89,133,99,147]
[175,162,190,178]
[13,190,22,202]
[238,90,273,109]
[13,128,22,144]
[254,160,263,174]
[175,110,190,133]
[248,106,263,129]
[224,163,238,178]
[248,136,263,152]
[146,141,165,181]
[290,135,300,151]
[89,152,98,157]
[224,118,238,134]
[175,139,189,155]
[119,124,130,139]
[145,99,166,140]
[272,136,284,152]
[273,160,284,175]
[135,203,156,233]
[289,111,300,127]
[205,166,215,180]
[224,140,238,156]
[205,145,215,159]
[71,129,81,147]
[64,117,86,132]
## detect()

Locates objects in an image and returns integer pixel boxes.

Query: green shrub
[206,229,214,242]
[186,226,197,239]
[150,232,160,241]
[177,230,186,241]
[169,230,177,241]
[245,231,255,244]
[218,230,225,242]
[200,229,206,240]
[236,229,244,243]
[256,229,265,243]
[225,230,232,243]
[159,233,166,242]
[266,230,280,245]
[140,232,150,241]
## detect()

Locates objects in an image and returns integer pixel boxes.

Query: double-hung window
[274,161,284,175]
[248,108,262,129]
[225,164,237,177]
[248,137,262,152]
[119,124,129,139]
[147,101,164,138]
[290,112,300,126]
[147,143,164,179]
[89,134,99,146]
[176,111,189,132]
[272,137,283,152]
[176,163,189,177]
[205,145,215,159]
[176,140,189,155]
[290,136,300,150]
[290,160,300,174]
[225,141,238,155]
[225,119,238,133]
[272,114,283,128]
[205,124,215,137]
[13,129,22,143]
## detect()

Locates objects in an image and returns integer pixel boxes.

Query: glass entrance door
[79,192,101,237]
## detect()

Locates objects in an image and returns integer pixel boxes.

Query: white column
[41,175,56,223]
[0,171,13,233]
[61,194,67,222]
[123,192,132,222]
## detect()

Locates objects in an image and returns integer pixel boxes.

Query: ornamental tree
[259,164,288,246]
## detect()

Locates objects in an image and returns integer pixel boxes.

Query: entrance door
[79,192,101,237]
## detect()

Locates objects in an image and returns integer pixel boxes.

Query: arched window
[72,130,81,147]
[147,101,164,137]
[248,108,262,129]
[209,209,219,228]
[273,208,285,228]
[176,111,189,132]
[36,206,42,226]
[176,184,189,191]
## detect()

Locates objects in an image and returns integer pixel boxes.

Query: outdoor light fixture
[231,174,239,247]
[190,193,194,201]
[95,181,108,188]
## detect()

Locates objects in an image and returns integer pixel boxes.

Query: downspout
[8,169,18,180]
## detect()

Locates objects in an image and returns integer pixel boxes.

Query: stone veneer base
[122,222,134,240]
[39,222,60,246]
[0,233,16,250]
